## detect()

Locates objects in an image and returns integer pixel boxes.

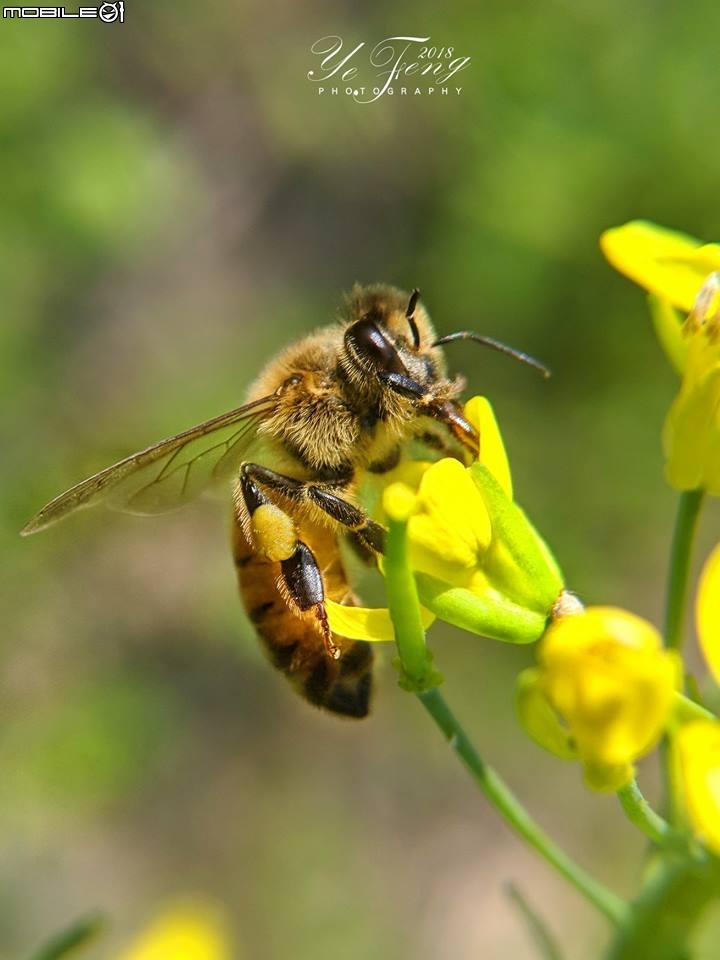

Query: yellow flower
[697,542,720,684]
[116,902,232,960]
[662,274,720,495]
[326,397,563,645]
[675,721,720,857]
[600,220,720,313]
[665,546,720,854]
[601,221,720,495]
[518,607,679,791]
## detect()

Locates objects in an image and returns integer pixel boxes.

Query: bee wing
[21,394,279,535]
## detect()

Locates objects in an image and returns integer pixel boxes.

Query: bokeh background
[3,2,720,957]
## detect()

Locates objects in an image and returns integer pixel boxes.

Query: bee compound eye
[347,318,406,375]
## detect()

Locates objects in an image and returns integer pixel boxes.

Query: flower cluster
[602,220,720,494]
[330,220,720,861]
[518,606,679,791]
[327,396,564,645]
[597,220,720,848]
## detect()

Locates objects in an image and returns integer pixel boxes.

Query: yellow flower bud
[521,607,679,791]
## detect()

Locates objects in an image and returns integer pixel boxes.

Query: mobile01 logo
[307,35,471,103]
[3,2,123,20]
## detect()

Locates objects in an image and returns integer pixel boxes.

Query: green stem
[417,687,629,928]
[661,489,704,825]
[385,514,431,687]
[664,490,704,652]
[383,492,628,929]
[616,780,675,846]
[605,858,720,960]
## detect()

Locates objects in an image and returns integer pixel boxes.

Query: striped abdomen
[232,518,373,718]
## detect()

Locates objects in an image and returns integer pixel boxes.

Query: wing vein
[21,394,279,535]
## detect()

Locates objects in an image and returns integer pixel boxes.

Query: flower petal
[601,221,720,311]
[675,720,720,856]
[697,543,720,684]
[463,396,513,499]
[325,598,435,642]
[662,366,720,495]
[402,458,492,582]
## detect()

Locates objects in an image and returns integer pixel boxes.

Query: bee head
[341,285,445,397]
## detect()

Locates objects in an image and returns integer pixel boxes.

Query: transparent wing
[21,394,278,535]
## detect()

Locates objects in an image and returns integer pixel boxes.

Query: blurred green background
[3,1,720,957]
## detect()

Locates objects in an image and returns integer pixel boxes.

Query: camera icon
[99,2,124,22]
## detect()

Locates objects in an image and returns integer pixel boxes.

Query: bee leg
[346,530,380,566]
[427,400,479,455]
[241,464,386,555]
[280,541,339,660]
[238,467,339,660]
[379,374,478,455]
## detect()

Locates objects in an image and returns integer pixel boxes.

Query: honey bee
[22,285,547,718]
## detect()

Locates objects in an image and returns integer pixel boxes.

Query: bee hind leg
[238,465,340,660]
[280,541,339,660]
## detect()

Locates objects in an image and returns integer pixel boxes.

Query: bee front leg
[238,465,339,660]
[427,400,479,455]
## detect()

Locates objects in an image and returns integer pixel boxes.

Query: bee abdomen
[232,521,373,718]
[303,639,373,718]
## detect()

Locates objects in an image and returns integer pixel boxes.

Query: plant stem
[385,513,431,687]
[604,858,720,960]
[383,492,628,929]
[661,489,704,825]
[417,687,629,928]
[616,781,675,846]
[664,490,704,652]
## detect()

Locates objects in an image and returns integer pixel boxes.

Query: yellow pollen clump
[252,503,296,561]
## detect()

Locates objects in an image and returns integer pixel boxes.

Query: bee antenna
[432,331,551,379]
[405,288,421,350]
